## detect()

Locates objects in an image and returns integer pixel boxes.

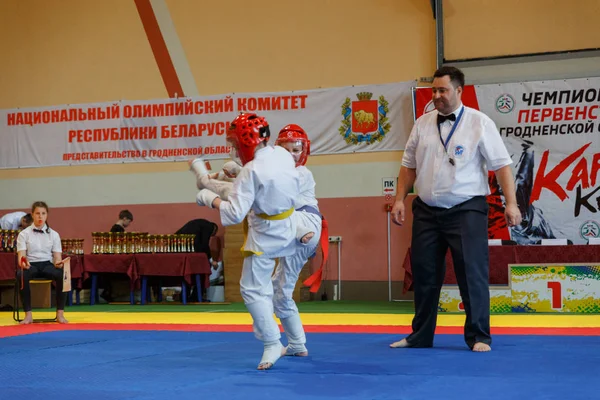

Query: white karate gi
[199,176,235,200]
[192,160,315,245]
[272,166,322,354]
[219,145,300,342]
[273,166,322,318]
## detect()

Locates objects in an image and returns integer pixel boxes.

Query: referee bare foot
[56,311,69,324]
[19,313,33,325]
[389,338,410,348]
[472,342,491,352]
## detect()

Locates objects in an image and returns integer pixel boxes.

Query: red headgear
[226,113,270,165]
[275,124,311,167]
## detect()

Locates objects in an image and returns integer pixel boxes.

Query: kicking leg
[300,232,314,244]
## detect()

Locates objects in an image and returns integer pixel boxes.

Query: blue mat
[0,331,598,400]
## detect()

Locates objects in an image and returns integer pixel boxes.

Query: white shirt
[16,224,62,262]
[219,145,300,257]
[402,104,512,209]
[0,211,26,230]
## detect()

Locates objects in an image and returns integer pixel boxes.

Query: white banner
[0,81,415,169]
[415,77,600,244]
[478,78,600,245]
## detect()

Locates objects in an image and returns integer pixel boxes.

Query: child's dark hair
[119,209,134,221]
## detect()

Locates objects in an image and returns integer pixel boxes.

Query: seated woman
[16,201,68,324]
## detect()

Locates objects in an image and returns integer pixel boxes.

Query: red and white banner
[414,77,600,244]
[0,81,415,169]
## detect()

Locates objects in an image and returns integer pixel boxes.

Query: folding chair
[13,265,57,323]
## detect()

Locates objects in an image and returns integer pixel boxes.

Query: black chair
[13,265,57,323]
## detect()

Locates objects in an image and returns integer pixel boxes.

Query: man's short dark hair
[22,213,33,225]
[433,66,465,89]
[119,209,134,221]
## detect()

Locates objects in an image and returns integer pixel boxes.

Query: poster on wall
[0,81,415,169]
[413,77,600,244]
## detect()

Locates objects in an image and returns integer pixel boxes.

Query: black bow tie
[33,228,46,234]
[437,113,456,125]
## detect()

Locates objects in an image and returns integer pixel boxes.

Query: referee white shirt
[402,104,512,209]
[16,224,62,263]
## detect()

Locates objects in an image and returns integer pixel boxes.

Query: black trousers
[17,261,66,312]
[407,196,491,349]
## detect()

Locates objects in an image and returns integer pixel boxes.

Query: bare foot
[389,338,410,348]
[472,342,491,352]
[56,311,69,324]
[285,345,308,357]
[257,362,272,370]
[257,343,285,370]
[19,313,33,325]
[289,350,308,356]
[300,232,314,244]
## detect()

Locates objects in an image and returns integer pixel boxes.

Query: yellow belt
[241,207,294,257]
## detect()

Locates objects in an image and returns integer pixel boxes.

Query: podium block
[511,264,600,313]
[438,287,511,313]
[438,263,600,314]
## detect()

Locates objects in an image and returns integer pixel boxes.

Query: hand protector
[190,158,209,177]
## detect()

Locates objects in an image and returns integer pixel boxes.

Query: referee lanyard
[437,106,464,166]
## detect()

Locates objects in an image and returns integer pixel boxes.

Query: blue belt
[296,205,322,219]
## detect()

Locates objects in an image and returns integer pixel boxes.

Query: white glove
[223,161,241,178]
[190,158,209,177]
[196,189,220,208]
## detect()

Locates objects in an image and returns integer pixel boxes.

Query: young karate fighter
[190,152,314,245]
[193,112,300,370]
[272,124,328,357]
